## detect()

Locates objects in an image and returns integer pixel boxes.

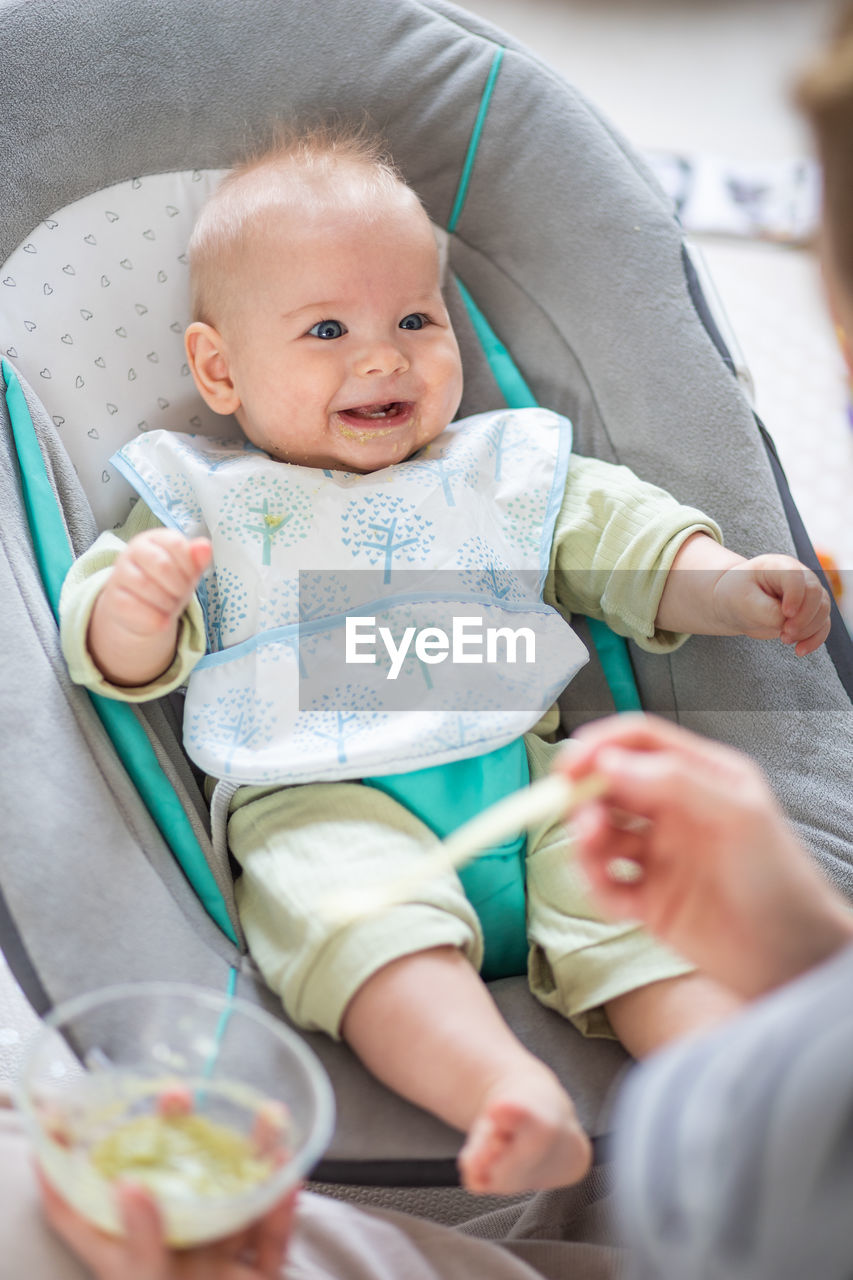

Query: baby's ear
[185,322,241,416]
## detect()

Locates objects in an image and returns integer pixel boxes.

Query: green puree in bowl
[91,1113,274,1199]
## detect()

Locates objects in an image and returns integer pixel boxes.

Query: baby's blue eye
[309,319,346,340]
[399,313,428,330]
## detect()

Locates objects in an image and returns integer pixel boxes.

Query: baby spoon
[321,770,608,924]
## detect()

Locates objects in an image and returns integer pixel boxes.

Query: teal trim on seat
[454,277,538,410]
[3,360,240,947]
[448,291,644,713]
[445,42,643,715]
[447,45,505,234]
[585,617,643,712]
[4,363,74,621]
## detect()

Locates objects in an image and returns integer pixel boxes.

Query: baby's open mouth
[336,401,412,425]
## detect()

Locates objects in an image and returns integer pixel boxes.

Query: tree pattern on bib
[505,491,549,558]
[118,412,583,786]
[405,434,480,507]
[216,475,313,566]
[185,688,276,777]
[293,686,388,768]
[456,536,528,602]
[484,412,528,482]
[205,567,251,652]
[341,493,435,583]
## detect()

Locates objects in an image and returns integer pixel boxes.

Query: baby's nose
[353,339,409,378]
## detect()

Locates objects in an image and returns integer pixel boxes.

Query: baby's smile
[333,401,416,448]
[335,400,413,425]
[339,400,409,421]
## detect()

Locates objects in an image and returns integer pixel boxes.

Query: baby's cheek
[439,353,464,419]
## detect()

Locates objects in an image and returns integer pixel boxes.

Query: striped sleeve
[547,454,722,652]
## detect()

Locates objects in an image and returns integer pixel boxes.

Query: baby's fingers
[779,572,831,655]
[188,536,213,576]
[132,531,209,594]
[118,532,209,615]
[791,612,831,657]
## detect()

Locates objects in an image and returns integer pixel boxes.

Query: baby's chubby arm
[655,532,831,656]
[87,529,212,686]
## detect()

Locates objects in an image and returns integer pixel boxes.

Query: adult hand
[559,714,853,998]
[37,1165,296,1280]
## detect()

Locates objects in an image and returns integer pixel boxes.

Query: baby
[60,127,830,1196]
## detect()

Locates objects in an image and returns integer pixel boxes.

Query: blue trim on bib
[110,450,184,533]
[193,589,567,671]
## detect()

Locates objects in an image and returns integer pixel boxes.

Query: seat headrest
[2,170,233,527]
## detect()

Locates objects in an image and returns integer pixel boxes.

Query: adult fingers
[116,1183,171,1278]
[252,1189,299,1277]
[564,737,743,832]
[573,806,648,910]
[567,714,734,774]
[566,715,760,800]
[36,1163,121,1277]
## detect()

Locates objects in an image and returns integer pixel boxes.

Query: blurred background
[2,0,851,1086]
[460,0,853,621]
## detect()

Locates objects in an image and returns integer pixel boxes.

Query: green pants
[229,734,692,1039]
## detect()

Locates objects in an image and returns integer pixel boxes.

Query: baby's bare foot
[458,1075,592,1195]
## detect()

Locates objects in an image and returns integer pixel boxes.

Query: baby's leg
[524,734,741,1050]
[228,780,589,1195]
[605,971,741,1057]
[341,944,591,1195]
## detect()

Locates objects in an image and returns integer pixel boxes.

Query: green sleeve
[546,454,723,654]
[58,501,207,702]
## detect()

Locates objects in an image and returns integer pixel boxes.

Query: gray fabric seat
[1,0,851,1184]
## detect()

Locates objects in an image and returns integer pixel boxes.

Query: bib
[113,408,588,785]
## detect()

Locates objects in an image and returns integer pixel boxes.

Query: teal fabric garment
[364,739,531,981]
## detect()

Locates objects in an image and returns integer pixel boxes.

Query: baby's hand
[99,530,211,637]
[88,530,211,685]
[713,554,831,656]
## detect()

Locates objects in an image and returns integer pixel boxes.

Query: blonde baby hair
[188,122,413,326]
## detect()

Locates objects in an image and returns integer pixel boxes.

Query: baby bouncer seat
[1,0,852,1188]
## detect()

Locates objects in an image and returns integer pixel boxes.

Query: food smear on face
[335,422,398,441]
[90,1112,276,1199]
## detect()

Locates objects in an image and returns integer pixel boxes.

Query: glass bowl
[16,981,335,1246]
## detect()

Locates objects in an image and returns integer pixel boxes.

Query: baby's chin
[324,413,440,472]
[255,415,445,472]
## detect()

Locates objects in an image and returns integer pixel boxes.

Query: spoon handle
[322,771,607,924]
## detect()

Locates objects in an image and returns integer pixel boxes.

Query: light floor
[3,0,852,1082]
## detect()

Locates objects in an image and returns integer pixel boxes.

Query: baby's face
[209,189,463,472]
